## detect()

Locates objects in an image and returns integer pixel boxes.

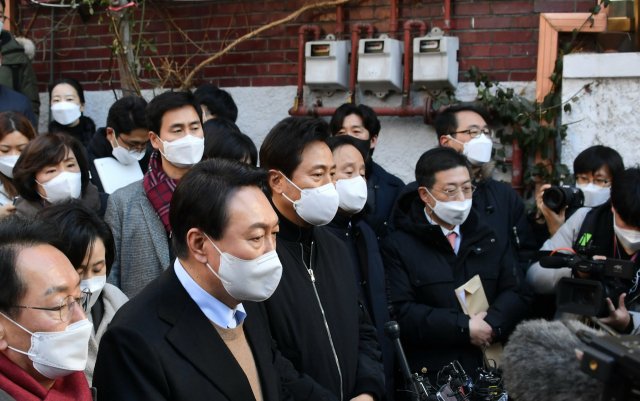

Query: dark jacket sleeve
[508,186,538,259]
[381,237,470,348]
[352,294,385,400]
[93,326,170,401]
[483,246,532,341]
[20,97,37,130]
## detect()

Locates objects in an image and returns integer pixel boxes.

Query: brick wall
[17,0,595,92]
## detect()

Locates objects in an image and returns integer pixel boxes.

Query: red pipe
[511,141,524,194]
[336,5,343,39]
[348,23,375,103]
[390,0,397,39]
[290,106,423,117]
[295,25,321,111]
[444,0,455,34]
[403,20,427,107]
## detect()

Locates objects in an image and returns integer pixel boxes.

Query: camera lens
[579,290,596,306]
[543,186,576,214]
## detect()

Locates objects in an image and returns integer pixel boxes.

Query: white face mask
[576,183,610,208]
[425,188,472,226]
[156,133,204,169]
[614,215,640,253]
[36,171,82,203]
[203,233,283,302]
[336,176,368,214]
[0,155,20,178]
[111,137,146,165]
[448,133,493,166]
[279,172,340,226]
[0,312,92,380]
[51,102,82,126]
[80,275,107,312]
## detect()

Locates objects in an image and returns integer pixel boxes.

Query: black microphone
[384,321,413,383]
[539,256,570,269]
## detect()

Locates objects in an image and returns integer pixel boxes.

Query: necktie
[446,232,457,250]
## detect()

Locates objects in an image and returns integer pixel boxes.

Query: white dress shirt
[425,208,462,254]
[174,259,246,328]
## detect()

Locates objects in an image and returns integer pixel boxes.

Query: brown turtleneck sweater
[211,321,263,401]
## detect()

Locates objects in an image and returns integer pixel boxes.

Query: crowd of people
[0,65,638,401]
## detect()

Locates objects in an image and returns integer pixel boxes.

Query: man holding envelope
[381,147,530,382]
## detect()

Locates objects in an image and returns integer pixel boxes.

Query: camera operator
[530,145,624,243]
[527,167,640,333]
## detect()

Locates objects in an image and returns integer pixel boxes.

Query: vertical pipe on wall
[349,23,374,104]
[336,5,343,39]
[49,6,54,124]
[389,0,397,39]
[295,25,321,111]
[403,20,427,108]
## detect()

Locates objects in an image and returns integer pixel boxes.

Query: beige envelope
[455,274,503,366]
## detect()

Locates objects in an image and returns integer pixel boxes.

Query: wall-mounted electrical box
[413,27,459,90]
[305,38,351,91]
[357,35,404,97]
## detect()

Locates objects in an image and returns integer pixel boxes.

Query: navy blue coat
[363,160,405,239]
[326,212,396,400]
[0,84,37,129]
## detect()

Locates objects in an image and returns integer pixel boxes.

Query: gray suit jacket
[105,180,170,299]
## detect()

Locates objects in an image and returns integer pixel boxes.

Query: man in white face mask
[0,216,93,400]
[382,147,530,383]
[94,159,292,401]
[528,167,640,334]
[104,90,204,299]
[260,117,385,401]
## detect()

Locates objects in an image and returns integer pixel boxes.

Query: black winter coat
[363,160,405,239]
[262,206,385,401]
[381,190,531,380]
[325,212,395,401]
[85,128,152,193]
[395,172,537,267]
[49,115,96,147]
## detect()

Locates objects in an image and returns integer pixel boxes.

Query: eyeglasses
[455,128,493,139]
[118,137,148,153]
[431,185,476,198]
[13,293,86,323]
[576,176,611,187]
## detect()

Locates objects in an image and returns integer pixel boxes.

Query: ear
[106,127,116,143]
[370,135,378,149]
[80,103,85,113]
[418,186,431,205]
[268,169,283,195]
[187,228,209,265]
[149,131,161,151]
[0,321,8,352]
[440,135,450,147]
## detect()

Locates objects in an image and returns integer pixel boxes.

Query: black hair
[0,216,60,318]
[203,119,257,167]
[259,116,330,177]
[573,145,624,178]
[13,132,91,203]
[329,103,381,139]
[194,84,238,122]
[36,199,116,278]
[611,167,640,229]
[415,146,472,189]
[145,90,202,137]
[434,104,491,140]
[106,96,148,137]
[49,77,85,104]
[325,134,360,153]
[0,0,5,11]
[170,159,271,258]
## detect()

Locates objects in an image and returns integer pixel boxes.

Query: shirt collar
[174,259,246,328]
[424,207,461,237]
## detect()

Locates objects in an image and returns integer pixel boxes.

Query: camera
[539,254,636,317]
[542,184,584,214]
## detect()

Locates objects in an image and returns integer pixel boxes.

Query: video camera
[384,321,507,401]
[539,253,636,317]
[542,184,584,214]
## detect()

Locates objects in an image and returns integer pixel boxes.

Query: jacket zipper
[512,226,521,249]
[300,242,344,401]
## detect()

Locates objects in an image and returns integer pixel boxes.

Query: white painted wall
[561,52,640,171]
[38,81,535,184]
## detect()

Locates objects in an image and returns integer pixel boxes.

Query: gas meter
[412,27,459,90]
[305,35,351,91]
[357,35,404,98]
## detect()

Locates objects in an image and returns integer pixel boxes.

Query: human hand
[350,393,375,401]
[536,184,566,237]
[0,203,16,219]
[469,312,494,348]
[600,293,631,332]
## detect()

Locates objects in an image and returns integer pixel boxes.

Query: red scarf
[143,151,178,232]
[0,352,92,401]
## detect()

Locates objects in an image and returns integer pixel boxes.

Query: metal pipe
[336,5,343,39]
[295,25,321,111]
[403,20,427,107]
[49,6,54,125]
[348,23,375,103]
[444,0,454,34]
[511,141,524,194]
[390,0,397,39]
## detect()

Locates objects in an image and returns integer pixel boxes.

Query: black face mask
[350,136,372,162]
